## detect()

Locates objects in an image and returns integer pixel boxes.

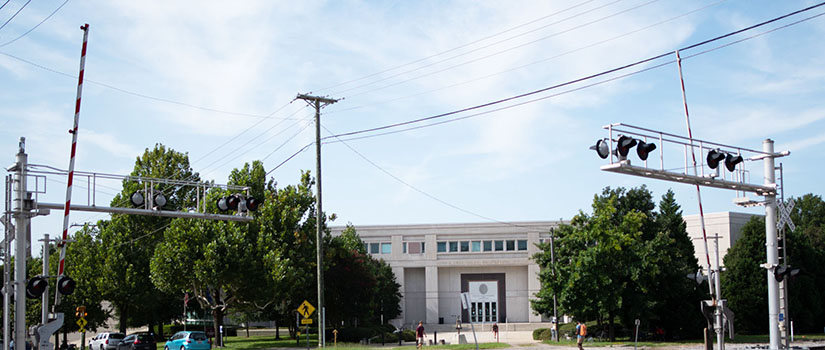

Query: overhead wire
[313,0,601,93]
[325,0,726,116]
[266,2,825,174]
[0,0,70,48]
[320,1,825,142]
[330,0,660,98]
[0,51,301,120]
[320,124,553,234]
[0,0,31,32]
[326,0,636,96]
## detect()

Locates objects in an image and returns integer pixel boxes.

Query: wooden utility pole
[296,94,338,347]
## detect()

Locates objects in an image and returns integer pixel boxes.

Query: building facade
[331,212,757,327]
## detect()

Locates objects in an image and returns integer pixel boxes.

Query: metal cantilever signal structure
[597,123,779,196]
[594,122,790,350]
[26,164,253,222]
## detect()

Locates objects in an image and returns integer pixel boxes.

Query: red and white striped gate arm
[55,23,89,305]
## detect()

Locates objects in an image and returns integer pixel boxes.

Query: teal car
[163,332,210,350]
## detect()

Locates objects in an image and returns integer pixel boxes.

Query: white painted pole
[764,139,780,350]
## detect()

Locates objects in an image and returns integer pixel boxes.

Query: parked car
[116,333,156,350]
[164,332,209,350]
[89,332,126,350]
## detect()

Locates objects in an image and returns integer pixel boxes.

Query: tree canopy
[533,187,705,340]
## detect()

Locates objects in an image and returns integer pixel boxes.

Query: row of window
[365,240,529,254]
[437,239,527,253]
[365,241,426,255]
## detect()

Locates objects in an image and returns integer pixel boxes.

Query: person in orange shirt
[575,321,587,350]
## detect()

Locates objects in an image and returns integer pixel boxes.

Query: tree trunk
[245,322,249,338]
[119,302,128,334]
[275,319,280,340]
[608,310,615,342]
[212,308,224,347]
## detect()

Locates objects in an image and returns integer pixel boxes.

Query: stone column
[527,263,542,322]
[425,265,439,324]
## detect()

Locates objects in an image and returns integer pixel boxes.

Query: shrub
[533,328,552,340]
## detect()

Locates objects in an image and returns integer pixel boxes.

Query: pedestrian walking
[416,321,426,349]
[576,321,587,350]
[551,320,558,341]
[492,323,499,342]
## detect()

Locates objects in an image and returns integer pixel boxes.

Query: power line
[266,2,825,174]
[326,0,634,96]
[313,0,602,93]
[321,124,553,235]
[0,51,302,120]
[330,0,658,98]
[0,0,70,48]
[0,0,31,32]
[325,0,725,116]
[319,1,825,142]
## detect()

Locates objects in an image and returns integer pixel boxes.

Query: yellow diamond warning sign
[297,300,315,319]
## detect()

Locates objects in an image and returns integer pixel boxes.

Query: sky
[1,0,824,256]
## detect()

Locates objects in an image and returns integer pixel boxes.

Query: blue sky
[1,0,824,254]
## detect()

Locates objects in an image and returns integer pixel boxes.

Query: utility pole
[295,93,338,348]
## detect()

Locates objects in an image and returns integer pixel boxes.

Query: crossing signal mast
[591,123,790,350]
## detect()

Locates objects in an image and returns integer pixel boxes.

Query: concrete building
[683,212,758,270]
[330,212,758,327]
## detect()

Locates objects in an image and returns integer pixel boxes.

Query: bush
[369,333,397,343]
[533,328,552,340]
[400,329,416,341]
[334,327,376,343]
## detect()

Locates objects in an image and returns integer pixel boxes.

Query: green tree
[98,144,196,332]
[256,170,320,337]
[534,187,706,340]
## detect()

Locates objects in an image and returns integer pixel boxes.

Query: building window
[471,241,481,252]
[437,242,446,252]
[381,243,392,254]
[460,241,469,252]
[370,243,379,254]
[449,241,458,252]
[408,242,423,254]
[494,240,504,251]
[517,239,528,251]
[403,242,407,253]
[483,241,492,251]
[506,240,515,251]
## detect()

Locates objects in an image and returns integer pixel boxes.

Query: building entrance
[468,281,498,323]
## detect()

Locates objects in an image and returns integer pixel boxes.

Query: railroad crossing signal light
[616,135,637,158]
[774,265,800,282]
[129,191,144,206]
[636,141,657,161]
[130,190,167,209]
[590,139,610,159]
[725,153,743,172]
[57,276,76,295]
[707,150,726,169]
[706,150,742,172]
[26,276,48,299]
[217,195,260,212]
[591,136,656,161]
[245,197,260,211]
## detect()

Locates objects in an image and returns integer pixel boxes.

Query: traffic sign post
[297,301,315,350]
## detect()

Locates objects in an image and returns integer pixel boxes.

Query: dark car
[116,334,156,350]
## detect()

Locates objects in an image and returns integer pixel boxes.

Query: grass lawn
[541,333,825,347]
[222,335,511,350]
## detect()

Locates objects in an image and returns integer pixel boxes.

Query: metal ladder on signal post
[776,164,790,350]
